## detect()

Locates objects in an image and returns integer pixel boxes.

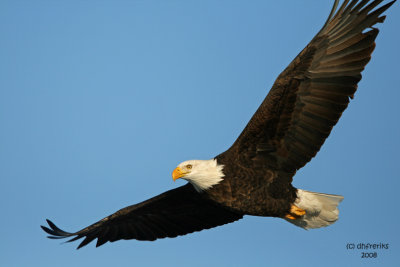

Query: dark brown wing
[219,0,395,174]
[41,184,243,249]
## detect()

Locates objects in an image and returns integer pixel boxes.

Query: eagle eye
[186,164,192,169]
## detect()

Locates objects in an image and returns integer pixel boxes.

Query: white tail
[286,189,344,229]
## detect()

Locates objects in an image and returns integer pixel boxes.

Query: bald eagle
[41,0,396,249]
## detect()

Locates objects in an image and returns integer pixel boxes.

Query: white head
[172,159,224,192]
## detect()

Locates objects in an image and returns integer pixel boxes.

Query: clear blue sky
[1,1,399,266]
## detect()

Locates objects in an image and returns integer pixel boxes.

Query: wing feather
[41,184,243,248]
[219,0,395,174]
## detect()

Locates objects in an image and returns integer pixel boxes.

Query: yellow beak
[172,167,186,181]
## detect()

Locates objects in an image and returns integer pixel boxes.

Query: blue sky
[1,1,399,266]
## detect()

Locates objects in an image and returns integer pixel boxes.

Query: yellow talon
[285,205,306,220]
[290,205,306,216]
[285,214,297,220]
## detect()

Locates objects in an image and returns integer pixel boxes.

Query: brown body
[206,154,297,217]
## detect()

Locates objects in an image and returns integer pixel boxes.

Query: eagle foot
[285,205,306,220]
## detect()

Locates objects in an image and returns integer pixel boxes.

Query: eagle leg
[285,205,306,220]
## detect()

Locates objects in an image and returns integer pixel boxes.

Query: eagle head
[172,159,224,191]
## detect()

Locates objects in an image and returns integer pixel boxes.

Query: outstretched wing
[221,0,395,174]
[41,184,243,249]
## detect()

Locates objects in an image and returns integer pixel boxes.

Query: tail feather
[286,189,344,229]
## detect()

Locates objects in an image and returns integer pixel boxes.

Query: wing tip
[41,219,90,249]
[41,219,73,238]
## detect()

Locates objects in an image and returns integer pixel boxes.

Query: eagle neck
[187,159,225,192]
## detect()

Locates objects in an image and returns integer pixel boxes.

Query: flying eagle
[42,0,395,249]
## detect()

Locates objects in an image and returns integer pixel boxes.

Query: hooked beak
[172,167,188,181]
